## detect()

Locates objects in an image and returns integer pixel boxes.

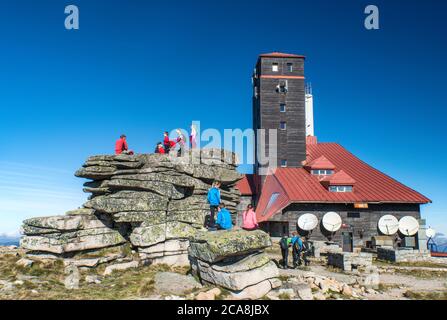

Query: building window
[311,169,334,176]
[280,104,286,112]
[280,122,287,130]
[347,212,361,218]
[281,159,287,167]
[276,80,288,93]
[272,63,279,72]
[287,63,293,72]
[329,186,353,193]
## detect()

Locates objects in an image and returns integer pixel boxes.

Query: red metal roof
[236,174,256,196]
[305,156,336,170]
[255,142,431,222]
[259,52,305,59]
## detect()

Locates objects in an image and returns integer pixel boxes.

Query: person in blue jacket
[216,204,233,230]
[206,181,221,229]
[291,232,303,268]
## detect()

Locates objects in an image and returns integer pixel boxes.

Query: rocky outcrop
[18,149,282,299]
[189,229,280,299]
[20,149,242,268]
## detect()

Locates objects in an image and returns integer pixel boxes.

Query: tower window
[276,80,288,93]
[272,63,279,72]
[280,122,287,130]
[281,160,287,167]
[280,104,286,112]
[287,63,293,72]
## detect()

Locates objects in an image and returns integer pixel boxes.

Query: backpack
[302,241,312,253]
[279,237,289,250]
[293,239,302,251]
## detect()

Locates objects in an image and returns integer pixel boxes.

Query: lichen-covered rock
[189,230,279,299]
[84,190,169,213]
[191,253,279,291]
[188,230,272,263]
[20,227,126,254]
[20,149,243,270]
[20,212,126,255]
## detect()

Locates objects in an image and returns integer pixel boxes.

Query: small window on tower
[280,104,286,112]
[281,160,287,167]
[272,63,279,72]
[287,63,293,72]
[280,122,287,130]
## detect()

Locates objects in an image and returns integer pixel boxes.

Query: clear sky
[0,0,445,236]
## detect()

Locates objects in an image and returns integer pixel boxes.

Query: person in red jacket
[163,131,176,154]
[154,142,165,154]
[115,134,134,155]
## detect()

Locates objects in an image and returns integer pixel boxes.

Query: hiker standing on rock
[190,124,197,149]
[242,204,258,231]
[176,129,186,157]
[206,181,221,230]
[115,134,134,155]
[163,131,176,154]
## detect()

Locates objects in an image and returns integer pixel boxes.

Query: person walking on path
[279,235,291,269]
[301,237,312,266]
[115,134,134,155]
[242,204,258,231]
[206,181,221,229]
[291,232,303,268]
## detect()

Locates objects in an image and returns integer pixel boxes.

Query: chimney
[306,135,318,145]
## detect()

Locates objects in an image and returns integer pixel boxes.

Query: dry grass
[391,268,447,279]
[0,254,197,300]
[374,259,447,269]
[403,290,447,300]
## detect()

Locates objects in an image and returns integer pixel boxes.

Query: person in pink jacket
[242,204,259,231]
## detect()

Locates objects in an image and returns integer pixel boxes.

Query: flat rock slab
[189,230,272,263]
[154,272,202,295]
[193,257,279,291]
[103,261,139,276]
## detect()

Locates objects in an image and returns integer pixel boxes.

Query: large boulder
[189,230,272,263]
[189,230,279,299]
[191,253,278,291]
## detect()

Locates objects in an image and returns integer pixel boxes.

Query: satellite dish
[378,215,399,235]
[322,212,342,232]
[426,227,436,238]
[398,216,420,236]
[297,213,319,231]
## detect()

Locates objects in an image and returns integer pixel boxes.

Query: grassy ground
[0,253,192,300]
[403,290,447,300]
[389,268,447,279]
[374,259,447,269]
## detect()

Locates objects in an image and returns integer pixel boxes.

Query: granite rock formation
[19,149,280,299]
[20,149,242,267]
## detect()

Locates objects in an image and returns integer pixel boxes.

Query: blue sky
[0,0,445,236]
